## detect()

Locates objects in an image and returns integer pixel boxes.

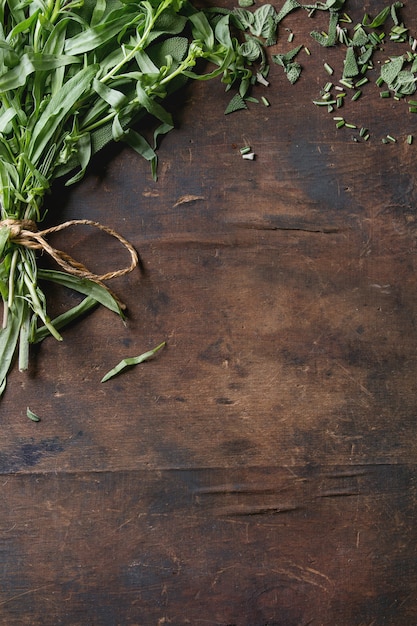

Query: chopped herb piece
[352,26,368,47]
[225,94,248,115]
[272,45,303,84]
[340,13,352,24]
[351,89,362,101]
[313,99,337,106]
[322,92,333,101]
[310,10,339,48]
[27,407,40,422]
[339,79,354,89]
[355,77,369,88]
[343,47,359,79]
[407,134,414,144]
[256,73,270,87]
[365,6,391,29]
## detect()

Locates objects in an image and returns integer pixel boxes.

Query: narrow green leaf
[32,296,99,343]
[101,341,166,382]
[0,226,10,258]
[0,52,80,91]
[120,126,157,162]
[64,10,140,55]
[0,106,17,133]
[37,269,124,317]
[93,78,128,110]
[189,12,215,50]
[29,65,98,164]
[0,298,26,397]
[135,82,173,126]
[364,6,391,28]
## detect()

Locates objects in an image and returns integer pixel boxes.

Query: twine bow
[1,218,139,308]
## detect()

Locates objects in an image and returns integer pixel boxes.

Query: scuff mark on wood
[173,194,205,207]
[223,504,300,517]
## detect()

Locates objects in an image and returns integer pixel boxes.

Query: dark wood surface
[1,2,417,624]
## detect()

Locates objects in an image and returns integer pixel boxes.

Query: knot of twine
[1,218,139,307]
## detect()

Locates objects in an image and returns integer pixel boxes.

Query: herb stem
[7,249,19,310]
[2,301,8,329]
[100,1,171,84]
[23,270,62,341]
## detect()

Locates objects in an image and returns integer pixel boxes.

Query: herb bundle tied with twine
[0,0,344,395]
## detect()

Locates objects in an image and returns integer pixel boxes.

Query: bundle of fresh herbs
[0,0,346,396]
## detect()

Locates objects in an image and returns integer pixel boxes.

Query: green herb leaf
[101,341,166,383]
[225,93,247,115]
[0,0,350,397]
[27,407,41,422]
[343,46,359,79]
[364,6,391,29]
[37,269,124,317]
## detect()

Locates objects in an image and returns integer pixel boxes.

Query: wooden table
[1,2,417,623]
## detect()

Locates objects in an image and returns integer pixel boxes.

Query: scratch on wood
[257,563,331,592]
[210,564,237,588]
[193,482,298,496]
[0,584,53,607]
[336,362,373,398]
[232,221,340,234]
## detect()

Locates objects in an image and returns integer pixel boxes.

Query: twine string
[0,218,139,308]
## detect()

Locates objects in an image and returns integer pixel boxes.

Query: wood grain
[1,1,417,624]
